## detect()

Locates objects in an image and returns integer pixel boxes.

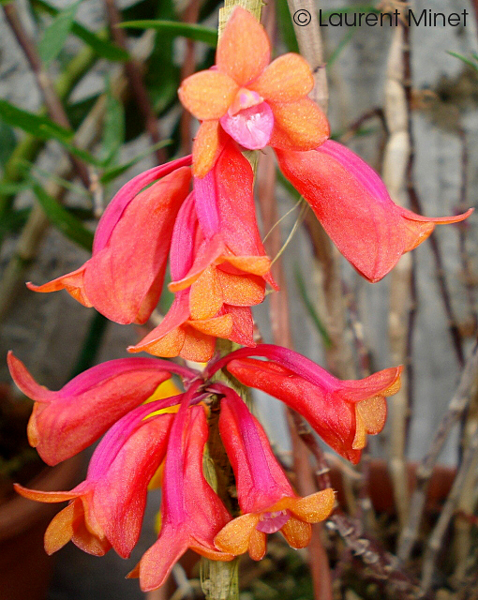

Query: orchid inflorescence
[8,6,471,593]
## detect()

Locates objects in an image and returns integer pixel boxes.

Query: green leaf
[446,51,478,71]
[33,182,93,251]
[295,267,332,348]
[38,1,80,65]
[33,0,129,61]
[0,122,17,168]
[120,20,218,47]
[100,139,172,184]
[0,99,73,142]
[100,79,125,168]
[70,22,129,62]
[0,181,32,195]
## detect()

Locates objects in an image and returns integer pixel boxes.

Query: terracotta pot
[0,455,83,600]
[329,459,455,514]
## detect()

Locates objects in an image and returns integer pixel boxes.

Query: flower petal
[188,314,234,338]
[225,355,400,464]
[216,7,270,87]
[93,155,192,254]
[219,388,296,514]
[8,353,173,465]
[189,265,224,320]
[84,167,191,324]
[220,102,274,150]
[27,265,91,306]
[216,269,265,307]
[139,405,233,591]
[128,291,190,357]
[270,98,329,151]
[249,53,314,103]
[180,326,218,362]
[280,517,311,549]
[226,306,255,347]
[248,528,267,560]
[214,513,260,555]
[179,71,238,120]
[287,489,335,523]
[92,414,174,558]
[277,140,473,282]
[193,120,224,178]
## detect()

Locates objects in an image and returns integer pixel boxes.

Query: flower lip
[220,102,274,150]
[256,510,290,533]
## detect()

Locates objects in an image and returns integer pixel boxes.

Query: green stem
[199,2,265,594]
[201,339,243,600]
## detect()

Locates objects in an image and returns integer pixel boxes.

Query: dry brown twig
[384,20,412,530]
[398,339,478,563]
[420,425,478,593]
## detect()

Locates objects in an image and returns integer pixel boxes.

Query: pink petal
[93,155,192,254]
[256,510,290,533]
[220,102,274,150]
[217,385,295,514]
[277,141,473,282]
[8,354,176,465]
[139,401,232,591]
[169,193,198,281]
[84,166,191,324]
[92,412,174,558]
[194,171,220,238]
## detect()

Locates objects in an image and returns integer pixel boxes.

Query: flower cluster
[8,5,471,593]
[10,344,399,590]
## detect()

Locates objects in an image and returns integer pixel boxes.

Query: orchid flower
[134,390,234,592]
[212,385,334,559]
[129,146,276,361]
[179,6,329,178]
[179,6,472,282]
[7,352,194,464]
[276,141,473,282]
[209,344,402,464]
[27,156,192,324]
[15,400,175,558]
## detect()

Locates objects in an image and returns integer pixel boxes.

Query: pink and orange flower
[180,6,472,282]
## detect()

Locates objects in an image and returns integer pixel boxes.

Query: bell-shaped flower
[178,6,329,177]
[277,140,473,282]
[210,345,402,464]
[212,385,334,560]
[7,352,194,465]
[169,141,276,298]
[135,392,234,592]
[27,156,192,323]
[129,147,275,361]
[15,399,176,558]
